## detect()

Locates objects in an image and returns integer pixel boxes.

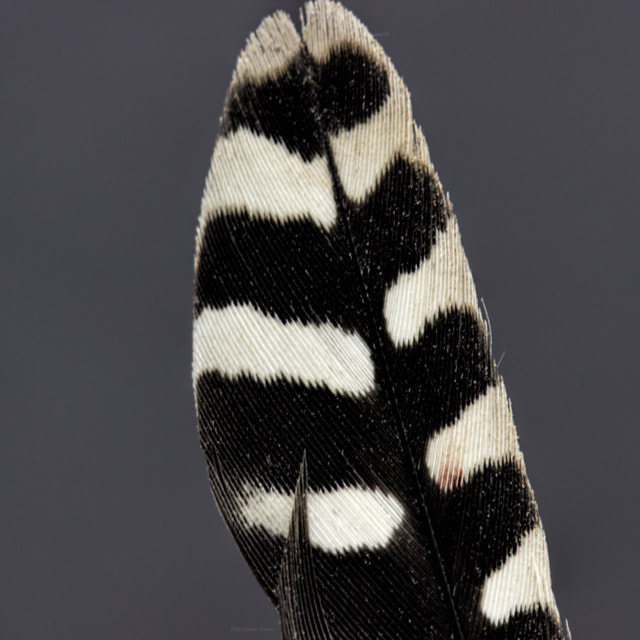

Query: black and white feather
[193,2,566,638]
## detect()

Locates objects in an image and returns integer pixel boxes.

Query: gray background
[3,1,638,638]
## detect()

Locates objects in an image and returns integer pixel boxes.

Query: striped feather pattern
[193,2,565,638]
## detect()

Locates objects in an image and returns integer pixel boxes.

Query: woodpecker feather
[193,2,565,638]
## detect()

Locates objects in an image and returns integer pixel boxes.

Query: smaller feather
[278,454,334,640]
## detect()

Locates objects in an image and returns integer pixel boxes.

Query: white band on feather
[237,484,405,554]
[383,218,479,346]
[200,128,337,230]
[480,525,559,624]
[193,304,375,397]
[425,380,523,491]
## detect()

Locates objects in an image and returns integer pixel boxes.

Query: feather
[278,453,335,640]
[192,1,567,638]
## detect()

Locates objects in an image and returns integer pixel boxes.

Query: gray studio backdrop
[3,1,638,638]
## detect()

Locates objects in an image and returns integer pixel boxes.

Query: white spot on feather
[234,11,301,84]
[329,88,413,202]
[426,380,523,491]
[480,525,560,624]
[384,218,479,346]
[302,0,382,64]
